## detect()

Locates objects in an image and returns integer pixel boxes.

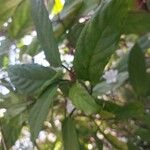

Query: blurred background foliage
[0,0,150,150]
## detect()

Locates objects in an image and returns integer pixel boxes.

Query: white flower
[22,129,31,138]
[0,85,9,95]
[12,137,33,150]
[103,69,118,84]
[0,108,7,118]
[22,35,33,45]
[66,100,75,113]
[61,54,74,64]
[38,131,47,142]
[34,52,49,67]
[47,133,56,143]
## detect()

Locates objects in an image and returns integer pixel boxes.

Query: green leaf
[105,134,128,150]
[25,37,41,56]
[128,43,149,96]
[8,0,32,39]
[29,85,57,141]
[93,72,128,97]
[123,11,150,34]
[116,102,144,119]
[115,33,150,72]
[0,0,22,27]
[136,128,150,141]
[65,0,99,16]
[1,115,22,149]
[69,82,100,115]
[62,117,80,150]
[59,80,72,96]
[74,0,131,84]
[67,23,85,47]
[53,0,83,38]
[23,0,83,56]
[97,100,144,119]
[5,102,31,119]
[8,64,62,95]
[31,0,61,67]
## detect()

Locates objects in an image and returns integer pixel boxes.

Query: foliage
[0,0,150,149]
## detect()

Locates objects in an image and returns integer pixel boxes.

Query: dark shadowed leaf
[31,0,61,67]
[123,11,150,34]
[62,117,80,150]
[74,0,131,84]
[1,115,22,149]
[29,85,57,141]
[128,43,149,96]
[8,64,62,95]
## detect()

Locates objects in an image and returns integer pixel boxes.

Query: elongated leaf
[31,0,61,67]
[53,0,83,38]
[0,0,22,27]
[5,102,31,119]
[8,64,62,95]
[8,0,32,39]
[29,85,57,141]
[97,100,144,119]
[69,82,100,115]
[1,115,22,149]
[105,134,128,150]
[62,117,80,150]
[24,0,83,56]
[128,43,149,96]
[115,33,150,72]
[123,11,150,34]
[74,0,131,84]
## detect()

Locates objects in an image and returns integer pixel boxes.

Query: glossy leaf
[31,0,61,67]
[62,117,80,150]
[128,43,149,96]
[29,85,57,141]
[74,0,131,84]
[69,82,100,115]
[8,64,62,95]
